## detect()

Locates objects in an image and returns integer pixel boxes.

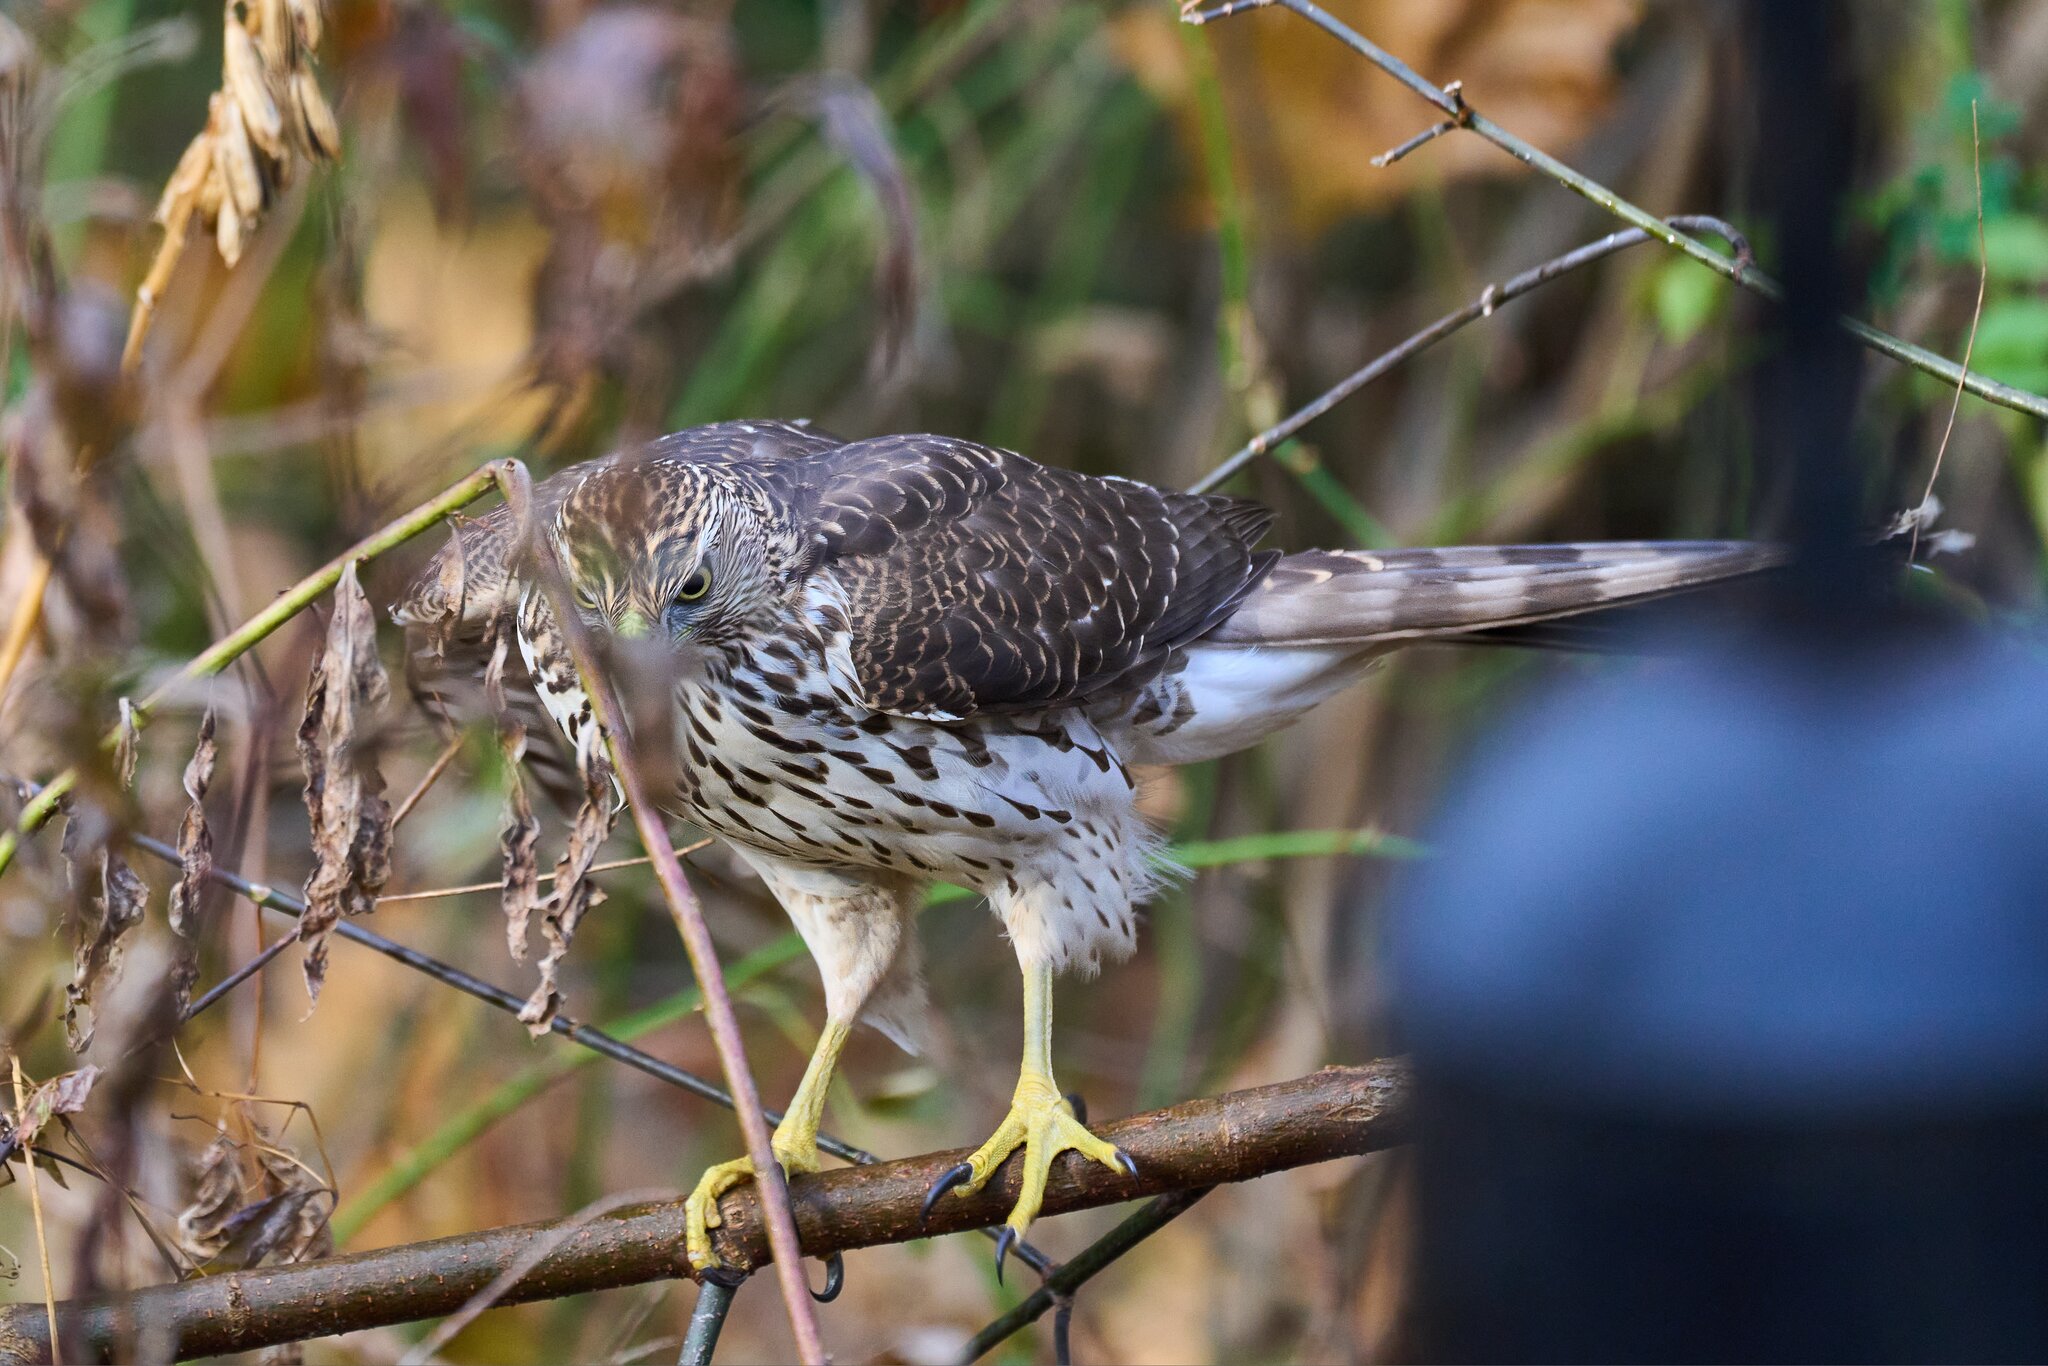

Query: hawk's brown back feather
[792,434,1276,718]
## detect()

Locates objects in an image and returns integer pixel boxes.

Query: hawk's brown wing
[794,434,1275,720]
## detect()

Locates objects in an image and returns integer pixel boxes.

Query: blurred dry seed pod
[214,95,266,222]
[286,0,321,57]
[154,127,214,226]
[196,164,224,220]
[224,16,286,159]
[215,190,244,266]
[254,0,292,71]
[292,69,340,160]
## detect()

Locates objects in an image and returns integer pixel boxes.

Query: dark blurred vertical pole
[1391,1,2048,1361]
[1746,0,1871,623]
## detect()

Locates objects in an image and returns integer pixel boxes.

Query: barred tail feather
[1208,541,1780,648]
[1117,541,1778,766]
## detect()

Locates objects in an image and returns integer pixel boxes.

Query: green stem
[0,462,513,878]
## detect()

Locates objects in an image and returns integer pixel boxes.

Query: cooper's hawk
[395,420,1771,1274]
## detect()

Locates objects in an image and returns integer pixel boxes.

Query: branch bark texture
[0,1063,1408,1365]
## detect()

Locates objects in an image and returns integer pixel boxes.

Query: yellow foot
[921,1078,1136,1278]
[685,1143,819,1275]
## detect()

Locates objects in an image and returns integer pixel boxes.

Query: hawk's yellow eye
[573,585,601,611]
[676,566,712,603]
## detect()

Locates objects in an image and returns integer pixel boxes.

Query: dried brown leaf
[498,723,539,963]
[113,698,139,790]
[167,710,219,1009]
[11,1066,101,1146]
[169,709,218,936]
[177,1122,333,1272]
[61,837,147,1054]
[295,563,392,1009]
[517,744,616,1035]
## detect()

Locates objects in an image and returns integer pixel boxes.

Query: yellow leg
[685,1017,850,1274]
[926,961,1134,1273]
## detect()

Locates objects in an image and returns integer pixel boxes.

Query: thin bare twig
[493,462,826,1363]
[1913,100,1988,561]
[1181,0,2048,423]
[390,731,466,830]
[1191,216,1753,493]
[0,1064,1410,1365]
[376,846,708,905]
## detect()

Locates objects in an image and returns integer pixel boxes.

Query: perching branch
[0,461,517,878]
[1182,0,2048,423]
[0,1063,1409,1365]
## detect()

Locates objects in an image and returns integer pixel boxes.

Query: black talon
[993,1226,1018,1285]
[699,1264,747,1291]
[922,1161,973,1223]
[810,1251,845,1303]
[1115,1148,1138,1179]
[1064,1091,1088,1125]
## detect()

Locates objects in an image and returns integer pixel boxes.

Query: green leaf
[1650,257,1725,346]
[1970,296,2048,393]
[1980,217,2048,282]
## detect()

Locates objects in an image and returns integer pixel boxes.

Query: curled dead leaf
[170,709,218,937]
[178,1121,334,1272]
[168,710,219,1009]
[295,563,392,1009]
[10,1066,102,1147]
[114,698,139,790]
[498,723,540,963]
[60,834,147,1054]
[517,744,616,1035]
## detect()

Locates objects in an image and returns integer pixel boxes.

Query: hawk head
[549,460,803,647]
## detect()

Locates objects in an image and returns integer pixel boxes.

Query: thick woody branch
[0,1063,1409,1365]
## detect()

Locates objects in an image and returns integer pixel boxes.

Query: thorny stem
[492,463,827,1365]
[1191,217,1753,494]
[1181,0,2048,423]
[0,461,515,878]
